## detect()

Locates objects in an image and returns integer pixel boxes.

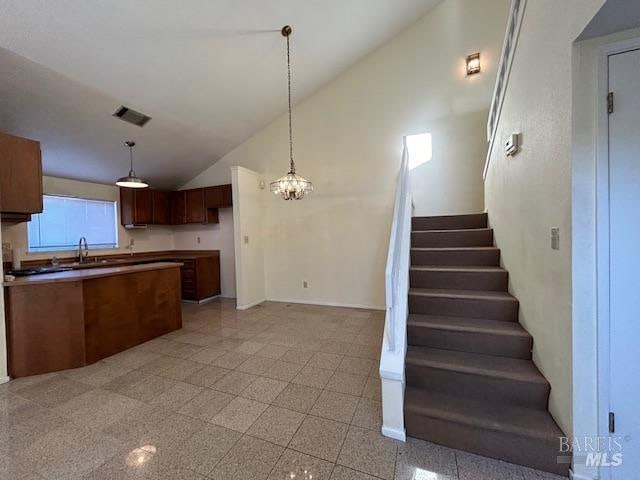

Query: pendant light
[116,140,148,188]
[270,25,313,200]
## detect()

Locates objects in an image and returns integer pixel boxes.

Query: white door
[608,47,640,479]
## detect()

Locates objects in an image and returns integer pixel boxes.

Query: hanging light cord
[129,145,134,173]
[286,31,295,174]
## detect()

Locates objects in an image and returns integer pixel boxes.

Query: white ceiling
[0,0,440,189]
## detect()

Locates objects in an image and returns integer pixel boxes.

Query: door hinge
[609,412,615,433]
[607,92,614,114]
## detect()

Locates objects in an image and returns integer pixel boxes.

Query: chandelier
[270,25,313,200]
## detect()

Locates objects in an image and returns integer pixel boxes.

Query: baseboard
[569,469,596,480]
[0,375,10,385]
[266,297,385,311]
[182,295,220,305]
[381,425,406,442]
[236,298,267,310]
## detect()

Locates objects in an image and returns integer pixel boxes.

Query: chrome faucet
[77,237,89,263]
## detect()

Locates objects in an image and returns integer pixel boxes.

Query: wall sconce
[466,53,481,75]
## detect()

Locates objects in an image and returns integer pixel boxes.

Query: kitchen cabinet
[152,190,171,225]
[0,131,43,222]
[170,190,186,224]
[185,188,206,223]
[120,187,153,226]
[205,184,233,208]
[179,255,220,301]
[119,183,232,226]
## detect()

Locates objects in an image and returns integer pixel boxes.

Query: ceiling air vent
[112,106,152,127]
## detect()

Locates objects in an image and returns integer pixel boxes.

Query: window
[407,133,433,170]
[27,195,118,252]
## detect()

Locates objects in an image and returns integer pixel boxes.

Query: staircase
[405,213,568,476]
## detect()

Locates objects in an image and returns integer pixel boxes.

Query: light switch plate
[551,227,560,250]
[505,133,520,156]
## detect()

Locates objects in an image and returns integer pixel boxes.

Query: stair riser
[411,249,500,266]
[405,412,568,476]
[407,325,532,359]
[412,213,487,231]
[412,229,493,248]
[409,294,519,321]
[409,269,508,291]
[406,364,550,409]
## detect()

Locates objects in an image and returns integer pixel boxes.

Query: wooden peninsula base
[4,262,182,378]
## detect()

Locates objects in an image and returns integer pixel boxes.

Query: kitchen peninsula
[4,262,181,378]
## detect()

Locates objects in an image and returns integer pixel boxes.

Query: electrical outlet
[244,235,249,244]
[129,238,135,246]
[551,228,560,250]
[197,236,201,244]
[303,281,308,288]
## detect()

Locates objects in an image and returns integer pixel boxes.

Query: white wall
[483,0,605,437]
[572,25,640,480]
[231,167,266,309]
[172,207,236,298]
[184,0,509,308]
[411,110,487,217]
[1,175,175,261]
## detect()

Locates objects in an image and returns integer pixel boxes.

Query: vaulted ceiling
[0,0,441,188]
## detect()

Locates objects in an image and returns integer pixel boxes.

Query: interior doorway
[597,40,640,480]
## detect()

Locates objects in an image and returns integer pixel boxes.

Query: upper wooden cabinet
[205,184,232,208]
[120,188,153,226]
[152,191,171,225]
[0,131,43,221]
[170,191,186,225]
[185,188,206,223]
[120,184,231,227]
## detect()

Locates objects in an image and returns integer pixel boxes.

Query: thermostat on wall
[505,133,520,156]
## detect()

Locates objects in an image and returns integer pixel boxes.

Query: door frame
[595,37,640,480]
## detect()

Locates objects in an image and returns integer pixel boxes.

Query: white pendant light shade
[116,141,148,188]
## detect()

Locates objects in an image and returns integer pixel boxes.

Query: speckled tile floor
[0,299,565,479]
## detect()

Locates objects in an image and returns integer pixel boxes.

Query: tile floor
[0,299,564,480]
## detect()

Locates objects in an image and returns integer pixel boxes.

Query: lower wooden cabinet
[179,255,220,301]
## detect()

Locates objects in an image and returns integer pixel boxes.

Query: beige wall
[483,0,605,436]
[411,110,487,217]
[231,167,266,309]
[184,0,509,308]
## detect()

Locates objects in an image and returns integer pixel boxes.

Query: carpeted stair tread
[409,287,516,301]
[405,387,563,441]
[408,314,530,337]
[406,346,548,385]
[411,213,488,231]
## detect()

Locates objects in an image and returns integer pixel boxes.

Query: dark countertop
[4,261,182,287]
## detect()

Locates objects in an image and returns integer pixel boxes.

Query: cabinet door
[134,189,153,224]
[220,184,233,206]
[170,191,186,225]
[152,191,171,225]
[119,187,135,226]
[0,131,43,214]
[204,184,233,208]
[185,188,206,223]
